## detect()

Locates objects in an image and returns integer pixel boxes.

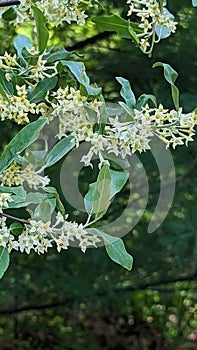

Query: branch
[0,213,29,224]
[116,272,197,292]
[0,0,20,7]
[66,31,114,51]
[0,299,70,315]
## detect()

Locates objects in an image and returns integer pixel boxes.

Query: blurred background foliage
[0,0,197,349]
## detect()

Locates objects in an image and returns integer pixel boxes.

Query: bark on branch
[0,0,20,7]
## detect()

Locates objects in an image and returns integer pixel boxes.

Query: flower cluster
[0,162,50,189]
[0,217,19,252]
[0,215,101,254]
[0,85,37,124]
[52,215,101,253]
[1,0,91,26]
[0,193,12,213]
[126,0,177,52]
[51,86,103,141]
[0,50,58,83]
[51,86,197,166]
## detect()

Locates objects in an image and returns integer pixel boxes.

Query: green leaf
[45,136,75,168]
[192,0,197,6]
[10,222,24,236]
[27,77,58,103]
[84,169,128,214]
[33,200,55,222]
[25,192,47,205]
[136,94,157,110]
[32,6,49,53]
[0,185,27,208]
[128,22,140,45]
[2,7,17,21]
[0,118,47,173]
[43,48,71,63]
[0,84,9,101]
[0,247,9,279]
[88,228,133,270]
[14,34,32,61]
[93,164,111,219]
[0,69,14,96]
[110,169,129,198]
[116,77,136,110]
[60,60,101,96]
[92,15,141,40]
[157,0,164,11]
[45,186,66,218]
[153,62,179,110]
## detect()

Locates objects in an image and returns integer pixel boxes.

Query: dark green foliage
[0,0,197,348]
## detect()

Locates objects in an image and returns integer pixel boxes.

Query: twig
[0,212,29,224]
[0,0,20,6]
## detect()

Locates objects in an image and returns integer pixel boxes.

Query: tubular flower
[127,0,178,53]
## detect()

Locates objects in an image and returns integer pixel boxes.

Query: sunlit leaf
[61,60,101,95]
[116,77,136,110]
[88,228,133,270]
[32,6,49,53]
[45,136,75,168]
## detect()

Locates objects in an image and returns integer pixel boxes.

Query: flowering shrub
[0,0,196,278]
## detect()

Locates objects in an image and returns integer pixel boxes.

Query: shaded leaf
[136,94,157,110]
[92,15,141,41]
[10,222,24,236]
[2,7,17,21]
[27,77,58,103]
[0,247,9,279]
[0,118,47,173]
[0,69,14,96]
[45,186,66,218]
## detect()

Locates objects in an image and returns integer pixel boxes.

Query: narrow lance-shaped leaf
[0,118,47,173]
[93,164,111,220]
[27,77,58,103]
[85,168,128,216]
[92,15,141,40]
[0,247,10,279]
[87,228,133,271]
[60,60,101,96]
[45,186,66,218]
[116,77,136,110]
[153,62,179,111]
[14,34,32,62]
[2,6,17,21]
[43,48,71,63]
[0,69,14,96]
[136,94,157,110]
[45,136,75,168]
[32,6,49,54]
